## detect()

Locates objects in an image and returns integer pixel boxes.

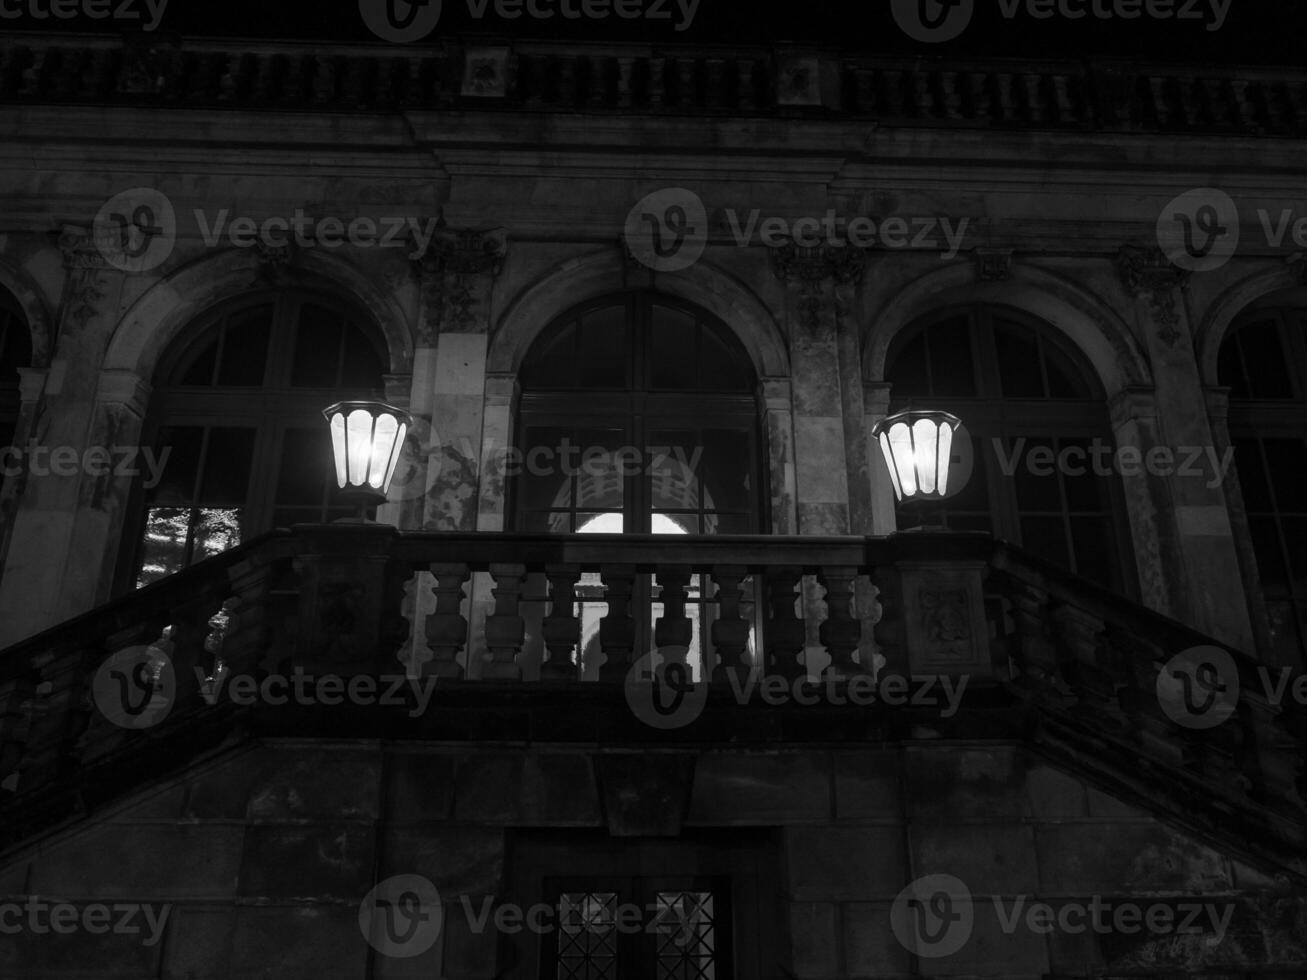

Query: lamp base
[334,488,387,524]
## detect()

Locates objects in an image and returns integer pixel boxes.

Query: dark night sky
[2,0,1305,67]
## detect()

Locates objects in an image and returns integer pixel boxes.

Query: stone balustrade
[2,33,1306,135]
[0,525,1303,869]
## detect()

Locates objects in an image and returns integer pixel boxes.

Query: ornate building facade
[0,20,1305,980]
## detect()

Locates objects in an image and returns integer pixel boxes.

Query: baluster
[871,565,906,677]
[654,567,693,674]
[1006,581,1061,691]
[426,563,470,679]
[675,58,695,107]
[819,566,864,681]
[598,564,637,682]
[649,56,665,108]
[764,568,805,682]
[482,564,527,680]
[0,675,37,795]
[541,564,582,681]
[737,58,757,111]
[167,592,227,708]
[711,566,751,685]
[1050,604,1119,726]
[706,58,726,108]
[222,557,279,678]
[617,56,634,107]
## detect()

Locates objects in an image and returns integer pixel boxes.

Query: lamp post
[872,409,963,529]
[322,400,412,522]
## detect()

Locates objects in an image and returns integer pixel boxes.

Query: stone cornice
[4,35,1307,137]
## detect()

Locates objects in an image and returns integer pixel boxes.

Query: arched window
[0,289,32,457]
[886,305,1132,593]
[514,292,762,534]
[1219,305,1307,660]
[512,292,765,680]
[124,291,389,589]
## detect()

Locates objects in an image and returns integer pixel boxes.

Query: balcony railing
[0,526,1304,871]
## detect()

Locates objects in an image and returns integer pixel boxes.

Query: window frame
[1220,304,1307,660]
[886,303,1137,596]
[115,289,390,593]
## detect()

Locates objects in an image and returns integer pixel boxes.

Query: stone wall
[1,740,1303,978]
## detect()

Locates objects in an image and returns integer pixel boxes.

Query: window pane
[573,429,626,510]
[1021,516,1070,568]
[1043,340,1094,398]
[928,316,976,397]
[1217,335,1249,397]
[146,426,204,506]
[216,306,272,386]
[703,429,752,513]
[191,508,242,563]
[176,336,219,386]
[700,324,753,391]
[651,306,697,389]
[0,303,32,380]
[578,306,628,388]
[1250,517,1289,587]
[521,322,577,388]
[1061,437,1112,512]
[1010,438,1062,511]
[1070,516,1114,588]
[275,428,331,509]
[198,428,256,507]
[137,506,194,586]
[521,426,573,512]
[887,331,929,397]
[1234,439,1273,512]
[650,431,701,510]
[994,321,1044,397]
[1237,319,1295,399]
[340,319,387,389]
[1263,440,1307,510]
[291,306,343,387]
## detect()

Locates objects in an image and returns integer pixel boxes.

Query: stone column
[404,228,508,678]
[769,240,866,536]
[0,227,123,644]
[1115,246,1254,649]
[770,241,867,678]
